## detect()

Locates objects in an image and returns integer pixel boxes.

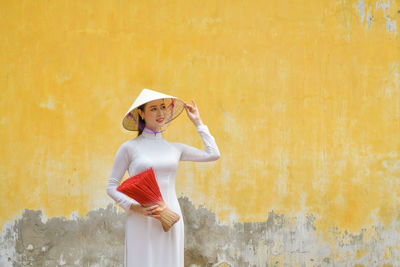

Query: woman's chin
[147,123,165,131]
[157,120,165,127]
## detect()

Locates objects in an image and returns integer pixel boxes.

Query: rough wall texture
[1,198,399,266]
[1,207,125,266]
[1,0,400,266]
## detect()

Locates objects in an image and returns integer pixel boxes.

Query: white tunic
[107,124,220,267]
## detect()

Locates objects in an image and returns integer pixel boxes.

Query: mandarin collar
[141,127,163,140]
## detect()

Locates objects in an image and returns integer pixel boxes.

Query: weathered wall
[1,0,399,266]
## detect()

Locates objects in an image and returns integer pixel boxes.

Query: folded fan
[117,168,180,232]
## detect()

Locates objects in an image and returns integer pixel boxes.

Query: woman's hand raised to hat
[184,100,203,126]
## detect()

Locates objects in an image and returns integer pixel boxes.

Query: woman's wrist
[130,203,141,213]
[193,119,203,127]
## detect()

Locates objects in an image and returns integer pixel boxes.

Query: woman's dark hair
[137,104,146,136]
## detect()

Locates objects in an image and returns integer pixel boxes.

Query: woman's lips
[156,118,164,123]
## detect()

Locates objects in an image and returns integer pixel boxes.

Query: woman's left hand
[184,100,203,126]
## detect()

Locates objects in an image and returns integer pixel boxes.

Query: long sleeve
[106,143,138,212]
[175,124,220,162]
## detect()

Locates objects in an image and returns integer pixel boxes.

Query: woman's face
[138,99,167,131]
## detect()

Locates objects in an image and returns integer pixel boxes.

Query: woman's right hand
[130,203,161,219]
[184,100,203,126]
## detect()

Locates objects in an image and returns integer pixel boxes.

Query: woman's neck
[143,126,161,134]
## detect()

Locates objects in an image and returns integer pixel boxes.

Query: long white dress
[106,124,220,267]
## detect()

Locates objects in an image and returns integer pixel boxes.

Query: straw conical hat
[122,89,185,131]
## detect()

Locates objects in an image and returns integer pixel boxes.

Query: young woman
[106,89,220,267]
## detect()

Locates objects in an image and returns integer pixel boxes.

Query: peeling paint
[356,0,366,23]
[2,198,400,266]
[182,197,400,266]
[1,0,400,266]
[353,0,398,33]
[0,219,17,267]
[39,96,56,110]
[1,206,125,267]
[376,0,397,33]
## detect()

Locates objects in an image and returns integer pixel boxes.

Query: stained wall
[1,0,399,266]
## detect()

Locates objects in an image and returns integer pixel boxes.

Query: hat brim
[122,97,185,131]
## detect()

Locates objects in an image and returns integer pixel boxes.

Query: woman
[106,88,220,267]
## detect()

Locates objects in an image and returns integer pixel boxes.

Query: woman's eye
[161,106,166,110]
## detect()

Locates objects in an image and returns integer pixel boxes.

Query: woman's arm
[176,124,220,162]
[176,100,220,161]
[106,144,138,213]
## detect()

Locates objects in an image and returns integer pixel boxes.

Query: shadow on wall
[0,197,398,266]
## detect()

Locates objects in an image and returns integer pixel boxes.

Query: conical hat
[122,88,185,131]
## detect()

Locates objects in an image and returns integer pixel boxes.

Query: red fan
[117,168,180,232]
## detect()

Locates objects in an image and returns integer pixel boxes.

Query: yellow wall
[1,0,399,248]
